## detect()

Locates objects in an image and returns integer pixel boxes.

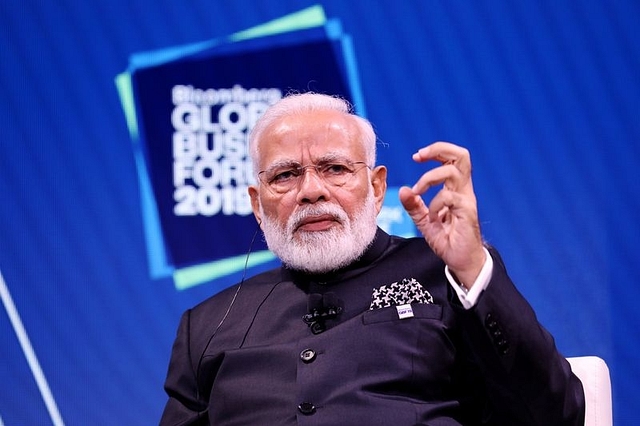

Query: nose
[295,167,331,204]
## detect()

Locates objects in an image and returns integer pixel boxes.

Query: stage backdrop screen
[1,2,638,425]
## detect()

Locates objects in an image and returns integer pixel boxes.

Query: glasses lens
[260,162,367,193]
[319,163,355,186]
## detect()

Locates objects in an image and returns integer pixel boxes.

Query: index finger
[413,142,471,171]
[413,141,469,164]
[411,163,464,194]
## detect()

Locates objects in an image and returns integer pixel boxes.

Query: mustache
[288,204,348,232]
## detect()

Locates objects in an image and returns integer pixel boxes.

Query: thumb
[399,186,429,225]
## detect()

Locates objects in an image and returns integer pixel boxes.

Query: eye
[270,168,300,183]
[321,163,351,176]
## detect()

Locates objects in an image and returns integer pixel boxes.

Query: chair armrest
[567,356,612,426]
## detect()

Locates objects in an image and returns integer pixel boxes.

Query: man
[160,93,585,425]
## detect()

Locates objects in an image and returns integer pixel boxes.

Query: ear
[370,165,387,214]
[248,185,263,227]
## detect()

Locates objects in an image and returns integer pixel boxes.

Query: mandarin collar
[280,227,392,285]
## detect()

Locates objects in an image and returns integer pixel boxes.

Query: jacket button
[497,339,510,354]
[300,349,317,363]
[298,402,316,415]
[485,313,498,330]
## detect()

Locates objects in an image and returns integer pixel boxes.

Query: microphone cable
[194,223,263,400]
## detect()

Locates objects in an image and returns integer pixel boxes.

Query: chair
[566,356,613,426]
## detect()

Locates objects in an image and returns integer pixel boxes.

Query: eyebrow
[315,152,351,164]
[263,153,353,172]
[265,159,300,170]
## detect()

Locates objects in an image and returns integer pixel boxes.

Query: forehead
[257,110,365,166]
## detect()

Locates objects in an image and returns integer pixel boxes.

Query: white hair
[248,92,377,175]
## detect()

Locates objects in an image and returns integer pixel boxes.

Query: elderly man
[160,93,585,425]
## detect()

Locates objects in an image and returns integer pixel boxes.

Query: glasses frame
[257,160,370,194]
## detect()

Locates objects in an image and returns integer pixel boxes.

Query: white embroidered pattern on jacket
[369,278,433,310]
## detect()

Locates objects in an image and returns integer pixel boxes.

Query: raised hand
[399,141,486,288]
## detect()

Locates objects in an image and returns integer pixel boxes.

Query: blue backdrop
[1,1,638,425]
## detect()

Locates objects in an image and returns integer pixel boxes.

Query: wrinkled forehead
[257,110,366,167]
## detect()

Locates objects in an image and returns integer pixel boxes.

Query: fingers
[400,184,476,224]
[410,141,473,195]
[402,142,484,276]
[404,141,478,226]
[411,163,465,194]
[412,141,472,177]
[399,186,429,221]
[427,188,477,222]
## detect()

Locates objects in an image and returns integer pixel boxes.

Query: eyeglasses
[258,161,370,194]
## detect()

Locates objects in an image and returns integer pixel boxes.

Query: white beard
[259,190,378,274]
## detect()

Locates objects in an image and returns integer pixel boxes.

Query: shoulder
[387,233,435,253]
[384,234,443,268]
[190,267,283,320]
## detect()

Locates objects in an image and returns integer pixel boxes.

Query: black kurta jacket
[160,229,585,425]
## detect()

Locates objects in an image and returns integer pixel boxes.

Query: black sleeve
[159,309,209,426]
[453,247,585,426]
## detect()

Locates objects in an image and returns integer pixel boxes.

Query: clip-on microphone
[302,292,343,334]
